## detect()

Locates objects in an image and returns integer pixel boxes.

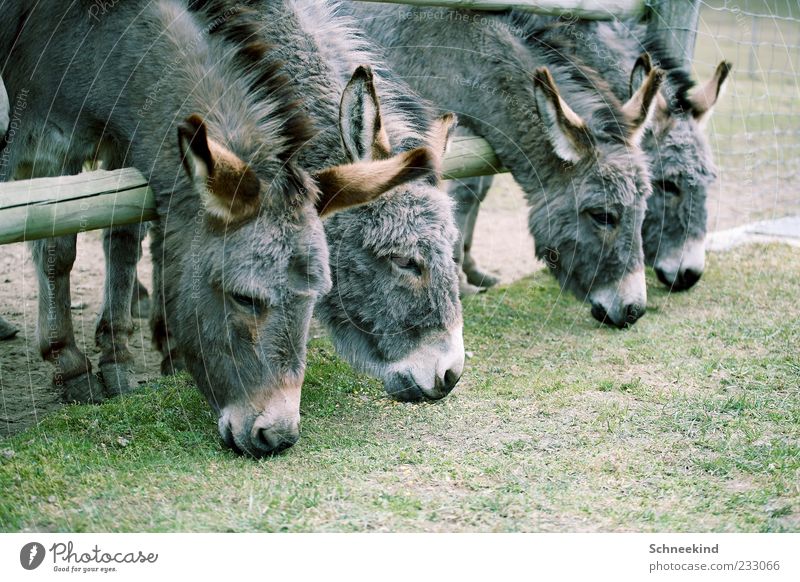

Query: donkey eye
[229,293,266,316]
[588,211,618,228]
[660,180,681,197]
[390,254,422,276]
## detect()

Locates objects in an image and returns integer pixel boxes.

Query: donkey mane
[195,0,433,158]
[187,0,315,161]
[507,12,633,145]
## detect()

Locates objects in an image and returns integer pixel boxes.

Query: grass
[0,242,798,532]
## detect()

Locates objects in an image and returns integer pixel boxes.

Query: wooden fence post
[646,0,701,67]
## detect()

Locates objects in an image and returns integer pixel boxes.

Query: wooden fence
[0,0,679,245]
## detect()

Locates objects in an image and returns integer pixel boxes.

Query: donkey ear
[622,65,665,147]
[428,112,458,163]
[532,67,590,163]
[629,53,653,100]
[0,74,10,140]
[178,114,214,179]
[313,147,435,217]
[339,65,392,162]
[630,53,671,134]
[178,114,261,223]
[689,61,732,127]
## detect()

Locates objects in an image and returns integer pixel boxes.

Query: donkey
[0,0,433,456]
[343,4,664,328]
[563,20,731,291]
[190,0,465,402]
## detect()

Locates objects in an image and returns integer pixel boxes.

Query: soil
[0,232,161,438]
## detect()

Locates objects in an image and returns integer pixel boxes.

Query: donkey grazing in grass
[452,19,731,295]
[190,0,465,401]
[1,0,432,456]
[344,4,663,328]
[564,20,731,291]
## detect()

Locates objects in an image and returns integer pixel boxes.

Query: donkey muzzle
[218,381,302,458]
[383,326,465,401]
[588,268,647,328]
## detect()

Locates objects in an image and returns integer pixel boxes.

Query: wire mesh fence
[694,0,800,230]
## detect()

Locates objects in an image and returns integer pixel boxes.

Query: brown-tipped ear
[532,67,590,163]
[629,53,653,99]
[690,61,732,125]
[339,65,392,162]
[178,114,261,224]
[428,112,458,164]
[622,66,666,146]
[630,53,672,135]
[314,147,435,217]
[178,114,214,179]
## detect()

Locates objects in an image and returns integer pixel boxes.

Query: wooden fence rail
[0,136,503,245]
[358,0,647,20]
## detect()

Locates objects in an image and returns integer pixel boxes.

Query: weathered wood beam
[0,169,156,245]
[0,136,505,245]
[356,0,647,20]
[441,135,507,180]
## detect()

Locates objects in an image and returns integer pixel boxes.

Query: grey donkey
[456,18,731,294]
[1,0,434,457]
[188,0,466,402]
[342,4,665,328]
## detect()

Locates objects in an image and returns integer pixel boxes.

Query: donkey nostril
[624,303,645,326]
[444,368,460,392]
[251,428,299,457]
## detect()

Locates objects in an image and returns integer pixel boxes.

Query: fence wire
[693,0,800,230]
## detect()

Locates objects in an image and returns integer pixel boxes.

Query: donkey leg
[450,178,488,295]
[95,224,145,396]
[131,277,151,319]
[461,176,500,289]
[148,227,185,375]
[31,235,105,403]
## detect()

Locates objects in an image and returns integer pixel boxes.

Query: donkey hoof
[465,269,500,289]
[59,373,106,404]
[0,317,19,340]
[99,363,134,397]
[459,281,487,297]
[131,295,151,319]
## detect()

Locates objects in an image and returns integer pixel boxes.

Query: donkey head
[172,107,434,457]
[636,58,731,291]
[530,66,664,328]
[317,67,465,402]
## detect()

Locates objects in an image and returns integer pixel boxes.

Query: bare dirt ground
[0,174,790,438]
[0,232,161,438]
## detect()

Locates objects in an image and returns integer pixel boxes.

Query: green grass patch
[1,243,798,532]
